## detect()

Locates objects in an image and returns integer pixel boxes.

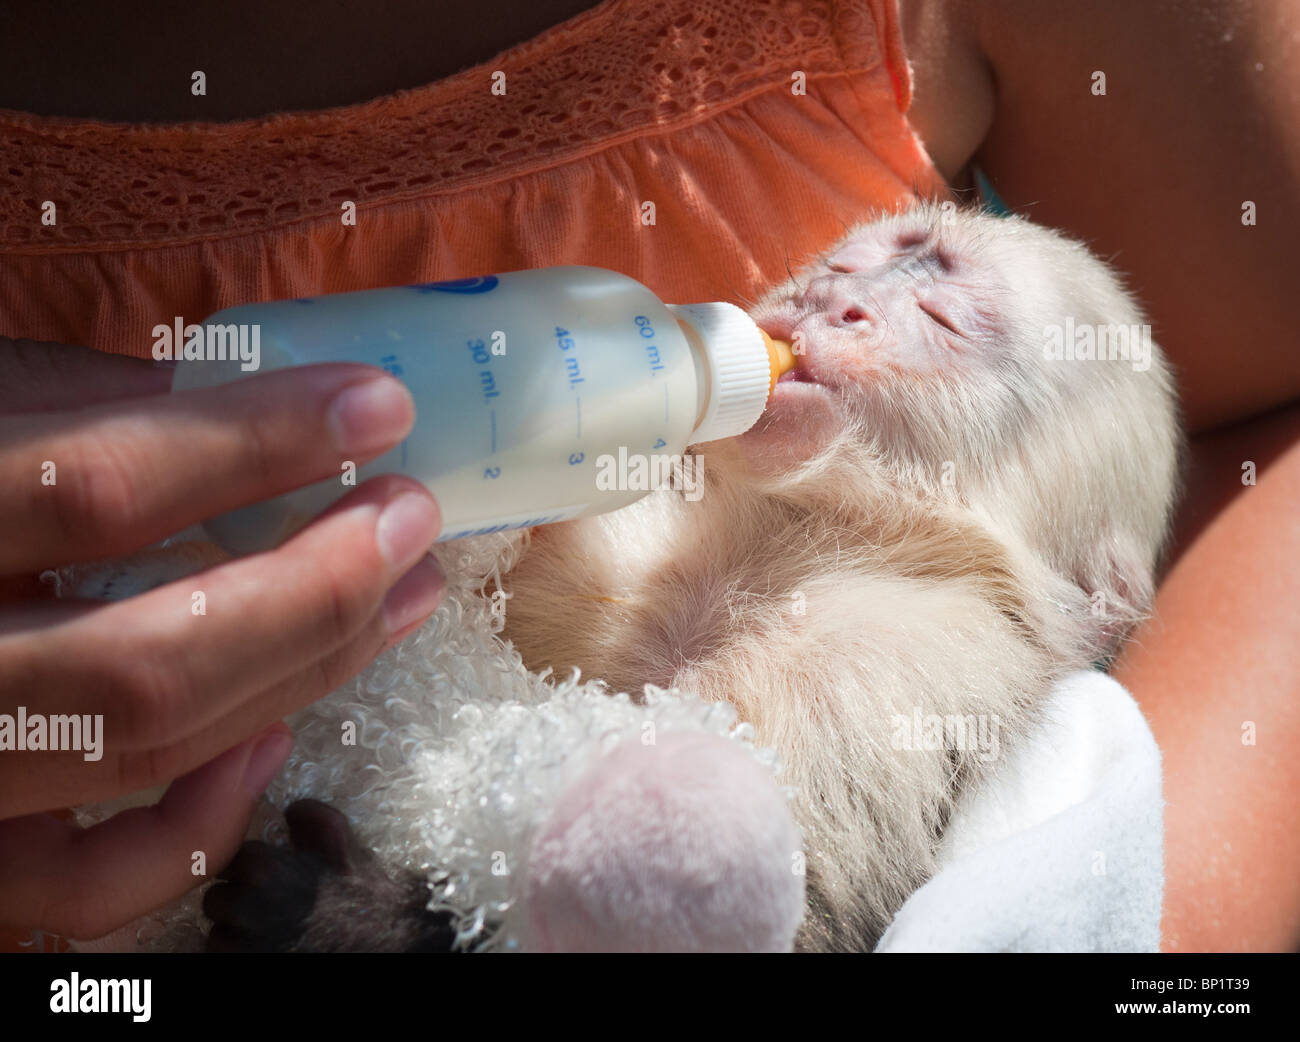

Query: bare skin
[0,0,1296,949]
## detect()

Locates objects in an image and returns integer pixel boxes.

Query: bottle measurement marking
[469,337,499,456]
[380,354,411,467]
[644,340,664,372]
[632,317,671,424]
[635,314,665,374]
[576,396,582,439]
[468,338,499,404]
[556,326,584,388]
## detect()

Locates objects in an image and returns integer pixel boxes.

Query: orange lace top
[0,0,943,358]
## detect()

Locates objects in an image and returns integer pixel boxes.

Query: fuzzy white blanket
[67,533,1164,953]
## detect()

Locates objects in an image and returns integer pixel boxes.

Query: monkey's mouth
[757,319,817,383]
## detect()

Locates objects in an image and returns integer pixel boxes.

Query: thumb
[0,723,293,941]
[0,337,172,414]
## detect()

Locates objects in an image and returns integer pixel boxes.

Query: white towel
[876,669,1164,952]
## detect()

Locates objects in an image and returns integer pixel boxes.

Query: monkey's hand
[203,799,461,952]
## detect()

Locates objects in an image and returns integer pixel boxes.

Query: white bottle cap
[667,302,773,444]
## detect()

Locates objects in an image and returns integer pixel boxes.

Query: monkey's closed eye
[918,300,960,336]
[930,245,957,274]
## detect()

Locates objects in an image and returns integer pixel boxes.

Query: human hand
[0,337,445,939]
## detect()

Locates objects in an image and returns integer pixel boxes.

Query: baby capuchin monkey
[205,203,1182,952]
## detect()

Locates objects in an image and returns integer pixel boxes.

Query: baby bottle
[170,267,796,553]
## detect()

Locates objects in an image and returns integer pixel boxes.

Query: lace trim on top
[0,0,888,251]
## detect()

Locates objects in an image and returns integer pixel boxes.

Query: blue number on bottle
[484,466,501,479]
[568,452,584,466]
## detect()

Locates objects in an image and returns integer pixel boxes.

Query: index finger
[0,363,415,573]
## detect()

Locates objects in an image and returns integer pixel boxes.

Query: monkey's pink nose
[796,275,875,329]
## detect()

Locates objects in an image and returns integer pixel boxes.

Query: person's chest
[0,0,605,121]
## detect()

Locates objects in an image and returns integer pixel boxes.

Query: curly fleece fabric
[66,535,1162,952]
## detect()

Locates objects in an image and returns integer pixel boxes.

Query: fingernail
[241,730,294,797]
[375,491,441,571]
[327,376,415,455]
[382,554,445,636]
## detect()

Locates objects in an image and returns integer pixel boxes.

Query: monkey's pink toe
[523,732,804,952]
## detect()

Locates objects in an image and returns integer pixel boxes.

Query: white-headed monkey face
[747,203,1173,471]
[743,202,1182,645]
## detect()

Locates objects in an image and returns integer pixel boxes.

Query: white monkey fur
[497,203,1180,949]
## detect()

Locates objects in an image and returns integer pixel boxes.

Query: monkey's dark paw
[203,799,359,952]
[204,799,460,953]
